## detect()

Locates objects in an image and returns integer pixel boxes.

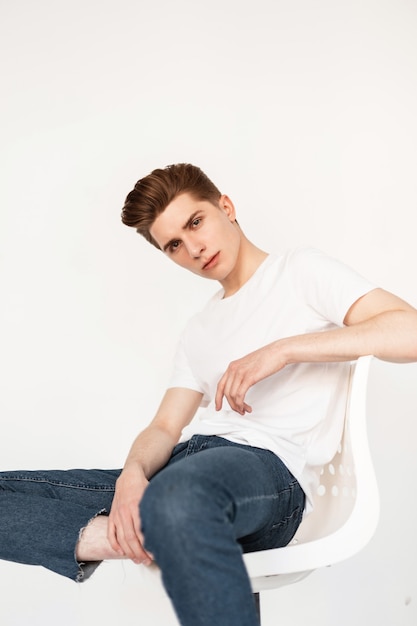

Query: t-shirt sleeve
[168,334,210,406]
[287,248,378,326]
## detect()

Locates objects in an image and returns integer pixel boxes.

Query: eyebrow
[162,211,201,252]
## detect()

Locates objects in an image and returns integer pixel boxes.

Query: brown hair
[121,163,221,249]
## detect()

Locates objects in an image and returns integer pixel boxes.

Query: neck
[221,235,268,298]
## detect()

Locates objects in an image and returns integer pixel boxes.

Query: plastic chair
[243,356,380,624]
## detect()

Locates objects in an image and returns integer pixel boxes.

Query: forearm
[107,423,174,564]
[111,423,175,529]
[123,422,178,480]
[215,309,417,415]
[107,387,202,562]
[121,387,203,480]
[279,310,417,365]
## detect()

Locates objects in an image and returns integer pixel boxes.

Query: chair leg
[253,592,261,625]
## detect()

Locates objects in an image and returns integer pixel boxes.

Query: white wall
[1,0,416,624]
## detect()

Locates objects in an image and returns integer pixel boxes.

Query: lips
[202,252,220,270]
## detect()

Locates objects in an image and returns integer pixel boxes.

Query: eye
[191,217,202,228]
[168,240,181,253]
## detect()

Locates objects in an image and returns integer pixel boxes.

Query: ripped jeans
[0,435,305,626]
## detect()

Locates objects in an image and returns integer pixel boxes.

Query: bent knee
[140,469,215,544]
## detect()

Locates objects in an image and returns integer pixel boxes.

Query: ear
[219,194,237,222]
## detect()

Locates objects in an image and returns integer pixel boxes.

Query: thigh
[153,436,305,550]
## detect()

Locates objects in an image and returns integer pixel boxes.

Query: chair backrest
[245,356,380,590]
[293,357,370,542]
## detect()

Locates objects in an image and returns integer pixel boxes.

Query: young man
[1,163,417,626]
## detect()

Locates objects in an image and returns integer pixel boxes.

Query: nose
[185,237,205,258]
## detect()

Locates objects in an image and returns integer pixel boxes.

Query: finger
[109,508,145,562]
[107,517,125,555]
[219,376,245,414]
[226,376,247,414]
[136,518,154,562]
[117,525,147,563]
[215,374,226,410]
[227,381,253,415]
[124,515,154,564]
[218,369,253,414]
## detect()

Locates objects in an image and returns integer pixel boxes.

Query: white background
[1,0,416,624]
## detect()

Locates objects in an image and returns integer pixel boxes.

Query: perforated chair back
[245,356,379,593]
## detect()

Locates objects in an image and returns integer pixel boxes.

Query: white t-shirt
[169,248,376,510]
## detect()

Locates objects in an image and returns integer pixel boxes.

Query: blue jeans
[0,435,305,626]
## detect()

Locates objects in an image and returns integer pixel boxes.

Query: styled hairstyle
[121,163,222,249]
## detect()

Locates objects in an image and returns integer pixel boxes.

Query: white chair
[243,356,380,624]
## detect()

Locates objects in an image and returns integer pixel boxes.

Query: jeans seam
[0,476,115,491]
[233,491,290,508]
[271,505,303,530]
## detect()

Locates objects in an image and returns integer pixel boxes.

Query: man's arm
[107,386,203,564]
[215,288,417,415]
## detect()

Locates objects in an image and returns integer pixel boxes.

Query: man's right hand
[106,388,203,564]
[107,464,153,565]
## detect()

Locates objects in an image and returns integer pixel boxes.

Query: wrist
[122,459,147,478]
[273,337,295,366]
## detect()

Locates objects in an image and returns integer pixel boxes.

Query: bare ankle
[76,515,125,562]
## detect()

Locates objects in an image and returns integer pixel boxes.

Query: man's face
[149,192,241,283]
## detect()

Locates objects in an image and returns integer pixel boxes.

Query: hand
[215,342,286,415]
[107,464,153,565]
